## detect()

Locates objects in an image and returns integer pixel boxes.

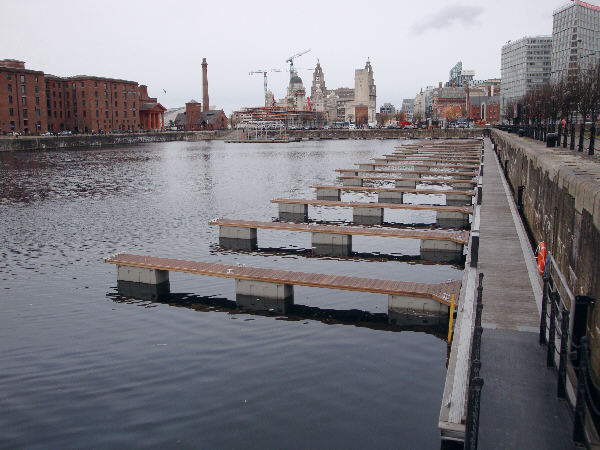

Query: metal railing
[573,336,600,447]
[540,254,573,399]
[539,253,600,447]
[495,124,597,155]
[464,273,484,449]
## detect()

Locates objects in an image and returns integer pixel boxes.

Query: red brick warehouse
[0,59,166,134]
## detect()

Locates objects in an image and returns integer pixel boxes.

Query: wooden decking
[355,162,480,169]
[271,198,474,214]
[384,154,480,160]
[375,157,480,164]
[105,253,461,305]
[336,168,478,177]
[338,175,478,185]
[312,184,476,196]
[209,218,469,244]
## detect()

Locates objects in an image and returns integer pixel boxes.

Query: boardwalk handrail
[270,198,474,213]
[209,218,470,244]
[105,253,461,305]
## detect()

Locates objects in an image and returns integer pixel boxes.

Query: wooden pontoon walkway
[338,175,478,186]
[105,253,461,305]
[375,157,481,164]
[385,154,481,160]
[336,168,478,177]
[271,198,473,214]
[312,185,476,197]
[209,218,469,244]
[355,162,480,170]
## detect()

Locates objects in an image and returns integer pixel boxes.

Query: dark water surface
[0,140,462,449]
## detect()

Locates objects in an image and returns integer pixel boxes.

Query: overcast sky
[2,0,593,114]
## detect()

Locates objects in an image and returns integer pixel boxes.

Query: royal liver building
[310,59,376,125]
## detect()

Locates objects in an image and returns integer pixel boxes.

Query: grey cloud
[411,5,484,34]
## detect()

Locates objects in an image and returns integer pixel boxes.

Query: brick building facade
[0,59,47,134]
[1,59,165,135]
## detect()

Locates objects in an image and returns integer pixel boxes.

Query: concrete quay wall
[0,131,226,152]
[490,130,600,371]
[288,128,487,140]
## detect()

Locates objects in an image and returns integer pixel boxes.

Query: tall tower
[202,58,209,112]
[310,60,327,111]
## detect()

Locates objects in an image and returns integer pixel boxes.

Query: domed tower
[286,72,306,109]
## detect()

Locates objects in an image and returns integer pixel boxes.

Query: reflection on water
[107,290,449,341]
[0,140,458,448]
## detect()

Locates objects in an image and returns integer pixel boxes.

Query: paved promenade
[477,138,574,448]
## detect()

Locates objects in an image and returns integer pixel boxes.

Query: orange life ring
[537,242,546,276]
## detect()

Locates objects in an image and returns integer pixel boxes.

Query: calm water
[0,140,463,449]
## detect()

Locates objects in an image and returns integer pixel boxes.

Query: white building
[552,0,600,80]
[501,36,552,107]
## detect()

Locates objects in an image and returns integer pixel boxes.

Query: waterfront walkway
[477,138,574,448]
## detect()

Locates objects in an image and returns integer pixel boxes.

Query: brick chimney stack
[202,58,209,112]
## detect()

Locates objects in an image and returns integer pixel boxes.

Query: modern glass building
[552,0,600,80]
[500,36,552,108]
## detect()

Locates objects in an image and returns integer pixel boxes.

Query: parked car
[58,130,72,135]
[40,131,52,136]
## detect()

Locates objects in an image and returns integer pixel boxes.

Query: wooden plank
[336,168,478,177]
[374,158,480,164]
[312,185,476,196]
[337,175,478,185]
[355,162,480,169]
[210,218,470,244]
[106,253,461,305]
[270,198,474,214]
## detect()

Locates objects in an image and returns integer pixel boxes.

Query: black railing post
[470,234,480,268]
[579,123,585,152]
[464,377,485,450]
[570,123,576,150]
[539,272,549,345]
[563,124,568,148]
[573,336,589,444]
[547,292,557,368]
[589,124,595,156]
[477,185,482,205]
[557,307,569,400]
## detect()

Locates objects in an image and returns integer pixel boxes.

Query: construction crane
[249,69,281,105]
[286,49,310,79]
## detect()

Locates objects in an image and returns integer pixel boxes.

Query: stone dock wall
[0,128,486,152]
[491,129,600,374]
[0,131,227,152]
[288,128,486,140]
